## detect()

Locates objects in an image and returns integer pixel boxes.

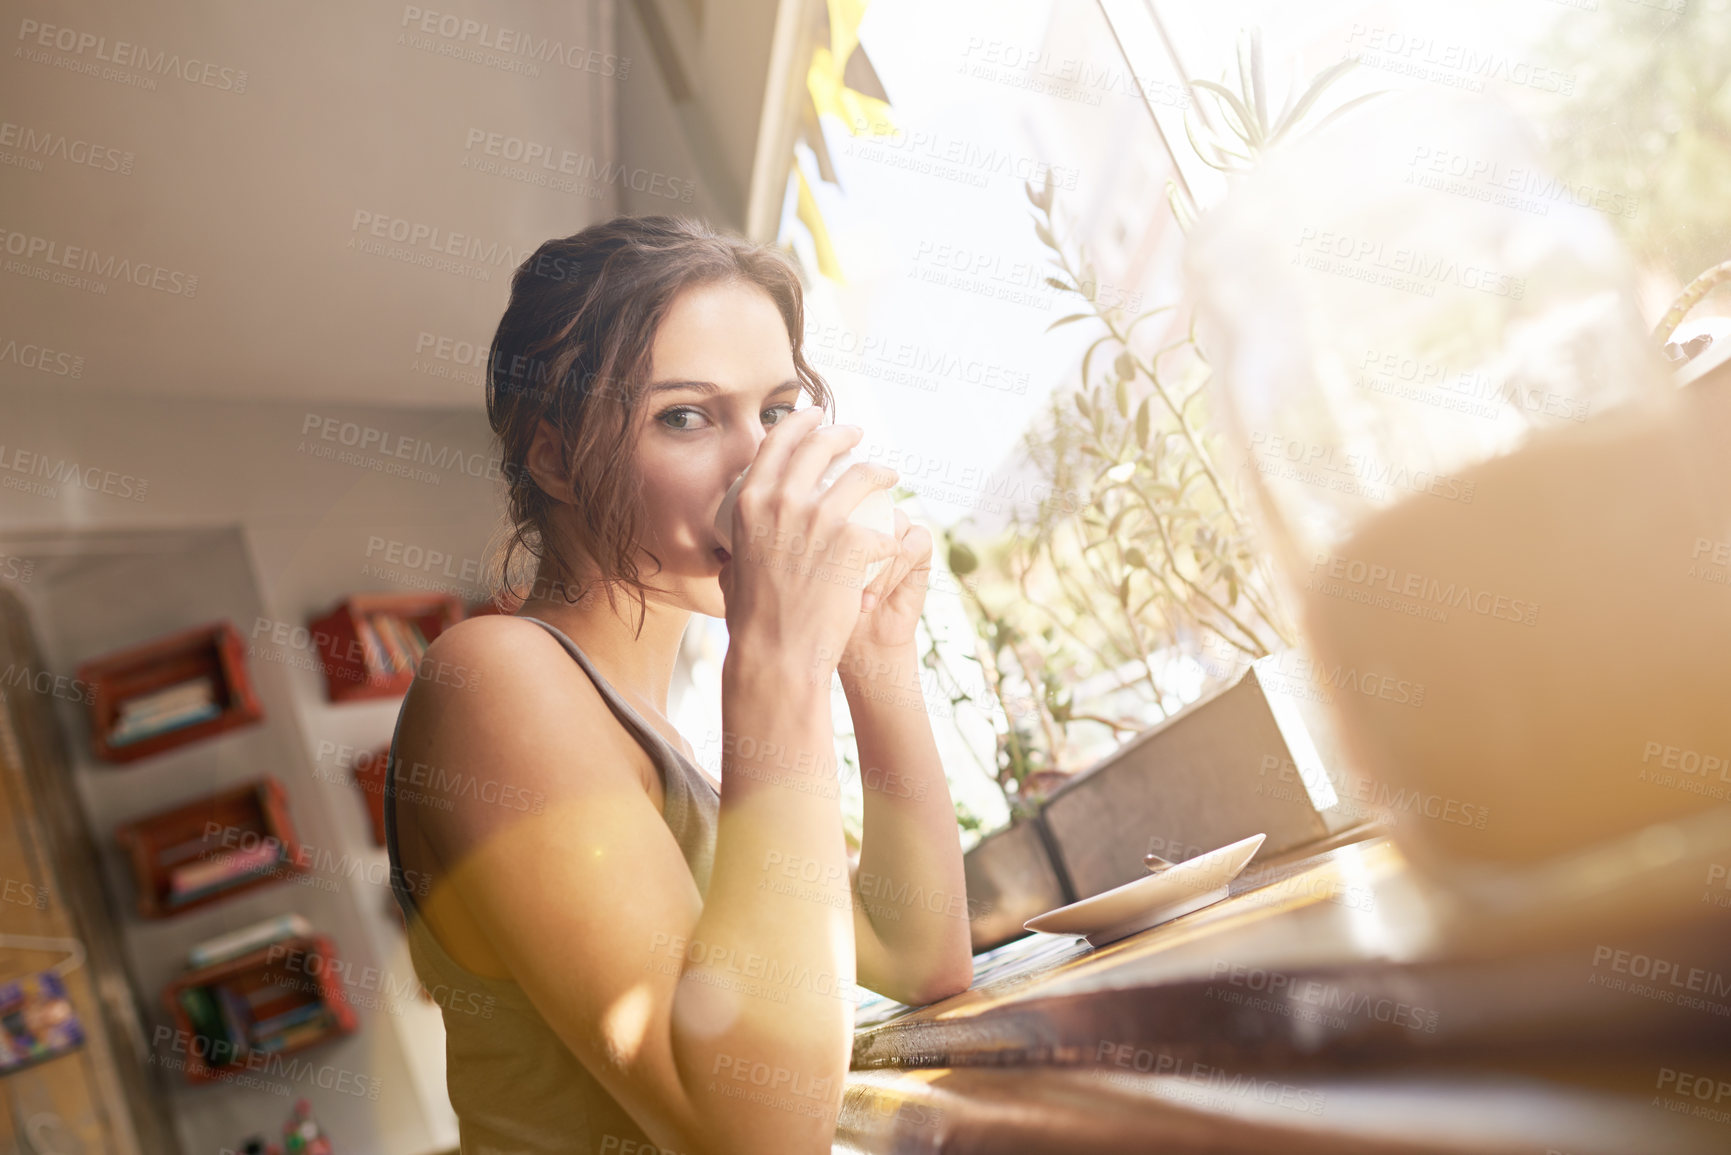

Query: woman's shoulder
[419,612,568,687]
[402,614,632,783]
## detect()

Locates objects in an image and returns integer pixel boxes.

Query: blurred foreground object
[1186,90,1731,875]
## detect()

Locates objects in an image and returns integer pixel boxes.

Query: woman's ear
[526,419,578,504]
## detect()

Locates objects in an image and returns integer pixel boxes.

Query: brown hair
[484,214,833,634]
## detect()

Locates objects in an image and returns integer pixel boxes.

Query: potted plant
[934,38,1373,951]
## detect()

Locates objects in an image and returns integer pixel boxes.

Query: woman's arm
[404,616,856,1155]
[838,640,974,1006]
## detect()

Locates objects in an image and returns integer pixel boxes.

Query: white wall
[0,385,512,1153]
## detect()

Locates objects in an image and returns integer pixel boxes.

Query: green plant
[929,37,1374,830]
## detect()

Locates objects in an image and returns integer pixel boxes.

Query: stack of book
[107,676,221,747]
[163,838,282,909]
[357,612,430,677]
[176,977,336,1070]
[187,915,313,970]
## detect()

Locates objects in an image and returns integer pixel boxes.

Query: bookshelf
[115,778,307,919]
[161,934,359,1086]
[308,594,463,703]
[77,620,264,763]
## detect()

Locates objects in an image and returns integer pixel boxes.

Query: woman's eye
[763,404,797,425]
[657,406,706,430]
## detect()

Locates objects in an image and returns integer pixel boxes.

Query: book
[176,985,224,1046]
[254,1015,334,1054]
[115,676,215,721]
[249,1000,329,1040]
[211,984,254,1064]
[187,915,313,970]
[107,701,222,746]
[168,842,280,897]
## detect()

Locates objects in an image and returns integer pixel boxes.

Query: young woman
[383,215,973,1154]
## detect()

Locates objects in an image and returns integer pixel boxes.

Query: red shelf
[161,934,359,1085]
[308,594,462,703]
[115,778,307,919]
[77,621,264,764]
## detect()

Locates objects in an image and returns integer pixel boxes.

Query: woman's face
[631,279,806,617]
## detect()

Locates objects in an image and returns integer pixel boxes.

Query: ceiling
[1,0,806,410]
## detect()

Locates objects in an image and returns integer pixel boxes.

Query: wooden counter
[840,825,1731,1154]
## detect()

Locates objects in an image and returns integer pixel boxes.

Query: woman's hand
[843,507,933,658]
[718,406,901,682]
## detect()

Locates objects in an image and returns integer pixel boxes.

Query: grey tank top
[383,615,720,1154]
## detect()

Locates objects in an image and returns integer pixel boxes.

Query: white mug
[713,448,897,585]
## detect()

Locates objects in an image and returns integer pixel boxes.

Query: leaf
[1114,350,1136,382]
[1045,275,1074,294]
[1124,546,1148,569]
[1270,59,1357,140]
[1080,333,1113,390]
[1248,30,1267,134]
[1035,220,1058,250]
[948,541,979,576]
[1046,312,1093,332]
[1114,374,1130,418]
[1193,80,1262,149]
[1075,391,1091,421]
[1304,90,1386,139]
[1135,397,1151,448]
